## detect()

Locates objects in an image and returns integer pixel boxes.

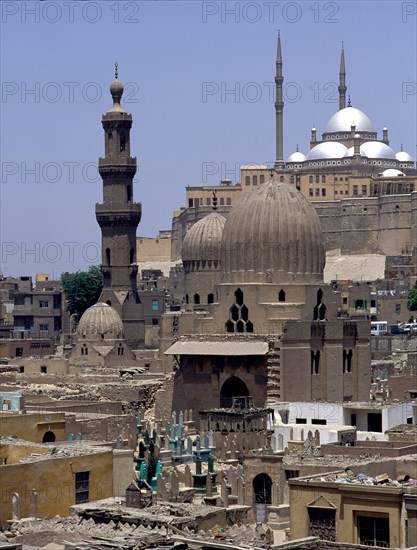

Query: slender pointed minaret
[274,31,284,170]
[96,65,145,348]
[338,43,347,110]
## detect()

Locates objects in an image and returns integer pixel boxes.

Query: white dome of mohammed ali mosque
[396,150,414,163]
[324,106,376,134]
[287,151,307,163]
[306,141,349,161]
[346,141,397,160]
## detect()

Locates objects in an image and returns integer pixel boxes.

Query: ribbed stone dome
[221,180,325,284]
[77,302,124,340]
[182,212,226,263]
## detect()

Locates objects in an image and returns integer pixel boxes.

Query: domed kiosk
[69,303,131,367]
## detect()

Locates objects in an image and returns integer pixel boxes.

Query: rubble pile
[304,471,417,487]
[6,515,274,550]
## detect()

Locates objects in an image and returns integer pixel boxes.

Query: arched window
[106,300,112,307]
[194,293,200,305]
[313,289,327,321]
[208,293,214,304]
[42,431,56,443]
[127,185,131,202]
[314,350,320,374]
[106,248,111,266]
[278,289,286,302]
[322,175,326,183]
[185,294,189,304]
[120,134,126,152]
[220,377,249,408]
[309,175,313,184]
[346,349,352,373]
[130,248,135,264]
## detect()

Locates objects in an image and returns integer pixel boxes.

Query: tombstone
[220,442,227,462]
[144,430,150,445]
[271,483,280,507]
[153,444,160,460]
[29,489,38,518]
[68,433,73,441]
[229,468,237,495]
[208,453,214,473]
[76,433,82,441]
[206,473,213,497]
[236,464,244,480]
[314,430,320,447]
[208,431,214,448]
[12,493,20,520]
[176,438,182,456]
[179,410,184,427]
[195,435,201,451]
[116,435,123,449]
[186,437,193,456]
[195,453,202,475]
[172,411,177,427]
[170,470,179,501]
[156,473,168,501]
[184,410,189,423]
[221,478,228,507]
[139,462,147,483]
[184,464,192,488]
[203,434,209,449]
[230,438,237,459]
[139,441,145,458]
[164,434,170,451]
[237,478,245,505]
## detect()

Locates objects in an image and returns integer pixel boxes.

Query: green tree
[408,282,417,312]
[61,265,102,322]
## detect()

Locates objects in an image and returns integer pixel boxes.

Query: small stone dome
[221,179,325,284]
[396,151,413,163]
[381,169,405,177]
[182,212,226,263]
[306,141,349,160]
[287,151,307,163]
[77,303,124,340]
[324,107,375,134]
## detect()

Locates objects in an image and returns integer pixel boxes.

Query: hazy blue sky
[1,0,416,277]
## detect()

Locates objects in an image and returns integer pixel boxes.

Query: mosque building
[163,175,371,421]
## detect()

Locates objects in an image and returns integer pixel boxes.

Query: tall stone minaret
[274,32,284,170]
[96,65,145,348]
[338,44,347,110]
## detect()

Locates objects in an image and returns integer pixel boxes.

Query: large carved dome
[182,212,226,264]
[221,179,325,284]
[77,302,124,340]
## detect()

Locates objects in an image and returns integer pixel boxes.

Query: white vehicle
[371,321,388,336]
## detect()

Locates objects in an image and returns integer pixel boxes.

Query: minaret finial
[338,43,347,110]
[401,143,403,151]
[347,95,351,107]
[274,31,284,171]
[115,62,118,79]
[296,144,299,152]
[212,190,218,211]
